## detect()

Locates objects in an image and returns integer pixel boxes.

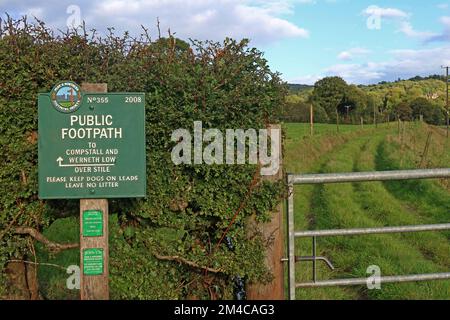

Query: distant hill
[284,75,447,125]
[288,75,446,93]
[374,75,446,85]
[288,83,313,93]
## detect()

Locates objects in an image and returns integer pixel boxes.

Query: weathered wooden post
[80,83,109,300]
[247,124,284,300]
[336,109,340,133]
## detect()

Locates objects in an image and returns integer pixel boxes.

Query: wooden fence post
[80,83,109,300]
[247,124,284,300]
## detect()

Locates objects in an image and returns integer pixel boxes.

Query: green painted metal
[83,248,104,276]
[82,210,103,237]
[38,92,146,199]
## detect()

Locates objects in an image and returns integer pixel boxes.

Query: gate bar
[290,168,450,185]
[295,223,450,238]
[296,272,450,288]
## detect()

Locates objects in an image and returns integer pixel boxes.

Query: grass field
[284,122,450,300]
[57,100,73,107]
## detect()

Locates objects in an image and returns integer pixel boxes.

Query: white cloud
[325,62,384,84]
[289,74,322,85]
[1,0,309,45]
[293,46,450,85]
[23,7,45,19]
[248,0,316,15]
[398,21,438,40]
[420,16,450,43]
[330,46,450,84]
[361,5,450,45]
[441,16,450,26]
[337,47,370,61]
[362,5,409,20]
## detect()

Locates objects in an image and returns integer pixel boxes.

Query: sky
[2,0,450,85]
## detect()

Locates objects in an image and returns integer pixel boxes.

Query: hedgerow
[0,16,286,299]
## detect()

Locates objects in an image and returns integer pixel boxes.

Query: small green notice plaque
[83,248,104,276]
[82,210,103,237]
[38,81,146,199]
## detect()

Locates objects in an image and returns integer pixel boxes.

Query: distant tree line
[280,76,447,125]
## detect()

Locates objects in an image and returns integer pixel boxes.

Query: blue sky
[261,0,450,84]
[2,0,450,84]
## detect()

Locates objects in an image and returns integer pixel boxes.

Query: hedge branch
[7,260,67,271]
[153,253,223,274]
[13,227,79,254]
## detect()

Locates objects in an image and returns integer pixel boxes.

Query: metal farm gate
[286,168,450,300]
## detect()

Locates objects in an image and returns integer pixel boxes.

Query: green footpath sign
[83,248,104,276]
[38,81,146,199]
[82,210,103,237]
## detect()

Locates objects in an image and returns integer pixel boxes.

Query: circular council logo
[50,81,82,113]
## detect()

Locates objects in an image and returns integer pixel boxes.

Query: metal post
[287,175,296,300]
[312,236,317,283]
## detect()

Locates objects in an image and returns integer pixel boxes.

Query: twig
[0,207,25,241]
[153,253,223,274]
[13,227,79,254]
[6,260,67,271]
[214,166,261,252]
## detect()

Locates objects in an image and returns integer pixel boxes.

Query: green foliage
[289,76,446,126]
[338,85,367,116]
[409,97,445,125]
[0,17,285,299]
[309,77,376,124]
[395,102,413,121]
[285,123,450,299]
[35,217,79,300]
[311,76,348,122]
[279,101,328,123]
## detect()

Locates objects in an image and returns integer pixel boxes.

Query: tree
[382,87,404,121]
[338,85,368,123]
[311,77,348,122]
[410,97,433,121]
[429,106,445,125]
[367,91,383,123]
[279,101,310,122]
[395,102,412,121]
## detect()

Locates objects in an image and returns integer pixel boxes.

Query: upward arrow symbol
[57,157,63,166]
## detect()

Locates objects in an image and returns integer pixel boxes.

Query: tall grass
[285,123,450,299]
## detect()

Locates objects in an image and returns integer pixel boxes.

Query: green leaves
[0,16,285,299]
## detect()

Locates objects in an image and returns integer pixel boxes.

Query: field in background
[284,123,375,142]
[284,122,450,299]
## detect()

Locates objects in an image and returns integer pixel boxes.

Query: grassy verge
[284,123,450,300]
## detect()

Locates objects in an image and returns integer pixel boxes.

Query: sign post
[80,83,108,300]
[38,81,146,300]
